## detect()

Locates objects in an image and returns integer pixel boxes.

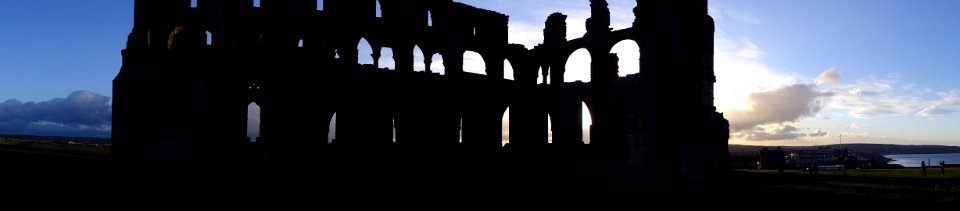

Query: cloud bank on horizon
[0,90,111,138]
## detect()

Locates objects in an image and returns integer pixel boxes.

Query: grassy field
[0,136,109,160]
[731,169,960,203]
[741,168,960,179]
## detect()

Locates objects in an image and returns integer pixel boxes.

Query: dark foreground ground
[1,138,957,207]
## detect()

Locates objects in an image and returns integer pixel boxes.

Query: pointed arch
[582,101,592,144]
[413,45,426,72]
[565,48,591,82]
[376,0,382,18]
[611,39,641,77]
[463,51,486,75]
[547,114,553,144]
[503,59,514,80]
[205,31,212,46]
[297,39,304,48]
[357,37,374,65]
[247,102,261,142]
[146,28,152,46]
[537,67,549,84]
[166,26,184,50]
[328,113,337,144]
[254,0,261,8]
[501,107,510,146]
[427,11,433,27]
[190,0,197,8]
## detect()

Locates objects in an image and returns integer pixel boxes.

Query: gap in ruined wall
[463,51,486,75]
[609,0,637,30]
[565,48,591,83]
[537,67,549,84]
[376,0,382,18]
[611,39,640,77]
[504,59,514,80]
[167,26,183,50]
[413,45,426,72]
[429,54,444,75]
[205,31,212,46]
[502,107,510,146]
[247,102,261,143]
[379,47,396,69]
[328,113,337,144]
[427,11,433,27]
[547,115,553,144]
[582,101,591,144]
[357,38,374,65]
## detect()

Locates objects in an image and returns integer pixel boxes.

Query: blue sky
[1,0,960,146]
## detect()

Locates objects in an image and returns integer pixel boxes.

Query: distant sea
[885,153,960,167]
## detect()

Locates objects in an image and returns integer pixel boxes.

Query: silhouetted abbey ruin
[114,0,729,188]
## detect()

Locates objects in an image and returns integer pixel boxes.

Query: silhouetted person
[921,161,927,176]
[941,160,946,175]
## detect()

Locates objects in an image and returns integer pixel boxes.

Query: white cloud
[508,21,544,48]
[815,67,840,85]
[708,5,762,25]
[917,91,960,116]
[827,76,927,118]
[849,123,860,129]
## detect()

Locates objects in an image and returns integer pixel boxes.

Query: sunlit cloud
[714,37,797,112]
[815,67,840,85]
[724,83,832,131]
